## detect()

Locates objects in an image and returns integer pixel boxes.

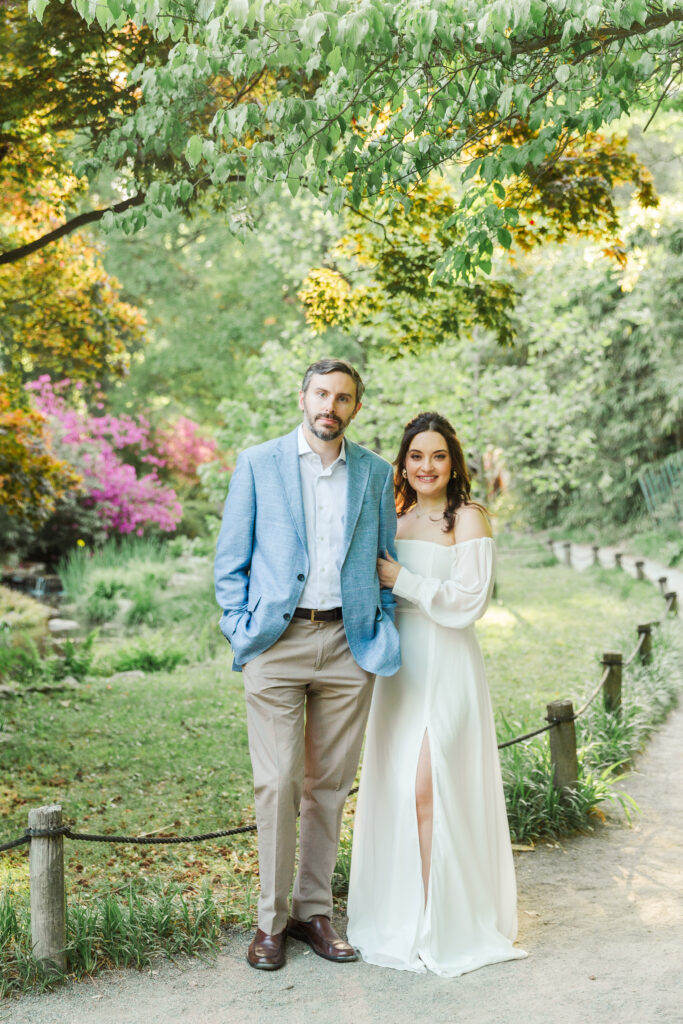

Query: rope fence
[1,544,678,971]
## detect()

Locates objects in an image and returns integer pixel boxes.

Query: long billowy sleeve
[392,537,495,628]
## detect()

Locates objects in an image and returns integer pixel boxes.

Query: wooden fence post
[615,552,623,569]
[658,575,668,594]
[28,804,66,974]
[592,545,600,566]
[665,591,678,615]
[635,560,645,580]
[601,652,623,713]
[637,624,652,665]
[546,700,578,792]
[562,542,572,567]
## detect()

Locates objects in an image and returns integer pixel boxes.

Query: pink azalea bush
[27,376,182,537]
[155,416,217,484]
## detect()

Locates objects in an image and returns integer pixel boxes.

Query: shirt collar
[298,423,346,463]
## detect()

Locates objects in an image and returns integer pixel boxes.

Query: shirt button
[283,613,291,621]
[297,573,305,581]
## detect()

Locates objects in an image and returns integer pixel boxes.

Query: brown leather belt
[293,607,343,622]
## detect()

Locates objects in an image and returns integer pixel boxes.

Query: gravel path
[4,697,681,1024]
[547,538,683,599]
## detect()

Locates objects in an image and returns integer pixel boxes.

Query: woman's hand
[377,551,402,589]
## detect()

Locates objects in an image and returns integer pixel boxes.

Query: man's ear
[298,390,305,411]
[351,401,362,419]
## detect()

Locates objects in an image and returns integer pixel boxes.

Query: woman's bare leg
[415,730,433,905]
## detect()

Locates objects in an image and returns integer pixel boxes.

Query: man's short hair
[301,358,365,404]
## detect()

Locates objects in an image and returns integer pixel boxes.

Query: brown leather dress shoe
[286,915,357,963]
[246,928,286,970]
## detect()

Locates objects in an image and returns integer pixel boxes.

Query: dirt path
[4,698,681,1024]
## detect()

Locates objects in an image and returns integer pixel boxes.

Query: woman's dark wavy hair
[394,412,483,533]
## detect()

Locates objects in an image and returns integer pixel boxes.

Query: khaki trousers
[242,618,374,935]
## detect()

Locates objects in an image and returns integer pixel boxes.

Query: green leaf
[493,182,506,200]
[301,12,328,48]
[497,227,512,249]
[327,46,343,74]
[28,0,49,22]
[556,65,571,84]
[462,158,482,183]
[228,0,249,30]
[186,135,203,168]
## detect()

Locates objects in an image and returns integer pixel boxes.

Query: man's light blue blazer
[214,426,401,676]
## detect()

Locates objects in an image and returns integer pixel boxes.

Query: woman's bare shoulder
[454,504,492,542]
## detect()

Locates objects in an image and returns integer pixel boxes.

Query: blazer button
[297,573,305,581]
[283,613,291,621]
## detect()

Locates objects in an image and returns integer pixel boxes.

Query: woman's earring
[452,471,457,479]
[401,469,408,478]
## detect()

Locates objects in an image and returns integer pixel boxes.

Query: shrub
[155,417,217,485]
[25,377,182,548]
[0,628,95,684]
[109,639,188,674]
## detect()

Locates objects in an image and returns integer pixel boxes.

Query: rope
[497,720,557,750]
[0,834,31,853]
[62,824,258,845]
[623,629,648,668]
[574,665,611,719]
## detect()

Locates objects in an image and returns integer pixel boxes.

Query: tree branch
[0,193,146,266]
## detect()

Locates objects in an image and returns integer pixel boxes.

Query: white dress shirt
[297,424,347,609]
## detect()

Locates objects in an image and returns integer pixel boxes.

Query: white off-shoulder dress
[347,537,527,977]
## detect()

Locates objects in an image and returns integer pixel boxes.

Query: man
[214,358,400,970]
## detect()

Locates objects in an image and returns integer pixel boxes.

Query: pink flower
[26,378,182,539]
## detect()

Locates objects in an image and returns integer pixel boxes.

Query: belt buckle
[310,609,317,622]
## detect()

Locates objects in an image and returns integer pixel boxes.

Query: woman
[347,412,526,977]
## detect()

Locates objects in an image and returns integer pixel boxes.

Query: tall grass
[0,881,221,996]
[577,623,682,771]
[58,537,168,601]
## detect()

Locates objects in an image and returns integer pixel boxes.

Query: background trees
[1,2,682,555]
[8,1,681,271]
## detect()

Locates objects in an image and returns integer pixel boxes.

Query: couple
[214,358,526,976]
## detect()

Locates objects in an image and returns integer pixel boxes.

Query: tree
[0,377,80,529]
[0,0,172,262]
[0,183,147,393]
[12,0,681,276]
[298,132,657,355]
[97,202,310,420]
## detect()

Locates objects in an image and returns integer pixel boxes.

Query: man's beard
[303,407,350,441]
[308,415,345,440]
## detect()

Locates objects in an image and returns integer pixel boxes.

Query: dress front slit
[415,727,433,906]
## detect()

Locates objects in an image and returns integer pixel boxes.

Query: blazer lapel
[342,440,371,560]
[272,428,307,548]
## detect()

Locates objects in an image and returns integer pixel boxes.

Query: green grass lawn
[480,537,665,723]
[0,535,671,927]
